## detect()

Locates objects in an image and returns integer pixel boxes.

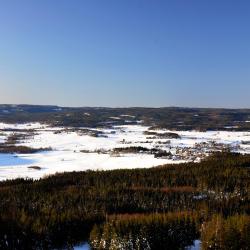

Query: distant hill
[0,104,250,131]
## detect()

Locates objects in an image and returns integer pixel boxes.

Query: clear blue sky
[0,0,249,108]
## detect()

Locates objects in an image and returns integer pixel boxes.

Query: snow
[74,240,200,249]
[2,110,10,114]
[109,116,121,120]
[185,240,201,250]
[0,122,47,130]
[0,135,6,143]
[74,242,90,250]
[54,108,62,111]
[120,114,135,118]
[0,122,250,181]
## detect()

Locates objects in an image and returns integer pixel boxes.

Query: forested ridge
[1,105,250,131]
[0,152,249,249]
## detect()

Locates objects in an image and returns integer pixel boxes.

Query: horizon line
[0,103,250,110]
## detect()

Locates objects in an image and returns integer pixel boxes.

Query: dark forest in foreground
[0,152,249,249]
[1,105,250,131]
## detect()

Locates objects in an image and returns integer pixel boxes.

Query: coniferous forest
[0,152,249,249]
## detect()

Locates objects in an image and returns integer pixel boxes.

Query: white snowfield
[0,122,250,180]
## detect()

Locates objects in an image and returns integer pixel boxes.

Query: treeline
[0,145,51,154]
[112,146,172,158]
[144,131,180,139]
[0,132,51,154]
[0,152,249,249]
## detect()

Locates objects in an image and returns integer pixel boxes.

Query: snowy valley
[0,121,250,180]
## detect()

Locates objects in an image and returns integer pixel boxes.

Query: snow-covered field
[0,122,250,180]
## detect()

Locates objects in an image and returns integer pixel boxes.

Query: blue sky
[0,0,249,107]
